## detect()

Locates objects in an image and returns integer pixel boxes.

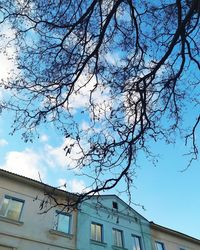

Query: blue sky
[0,26,200,240]
[134,140,200,239]
[0,96,200,240]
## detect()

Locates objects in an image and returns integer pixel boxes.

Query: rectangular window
[54,211,71,234]
[91,222,103,242]
[155,241,165,250]
[132,235,142,250]
[112,201,118,210]
[113,228,123,247]
[0,196,24,221]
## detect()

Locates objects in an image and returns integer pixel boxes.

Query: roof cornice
[150,222,200,244]
[0,168,78,201]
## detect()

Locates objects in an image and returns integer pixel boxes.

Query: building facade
[0,169,200,250]
[77,195,153,250]
[151,222,200,250]
[0,170,77,250]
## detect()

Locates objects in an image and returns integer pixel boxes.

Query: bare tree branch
[0,0,199,208]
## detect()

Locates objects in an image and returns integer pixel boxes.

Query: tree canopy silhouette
[0,0,199,202]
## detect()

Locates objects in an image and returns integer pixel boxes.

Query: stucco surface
[0,172,77,250]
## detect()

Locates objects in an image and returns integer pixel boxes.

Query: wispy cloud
[0,138,8,147]
[58,178,89,193]
[0,52,15,81]
[0,137,86,188]
[0,24,17,82]
[69,179,89,193]
[64,74,112,120]
[44,138,84,170]
[40,134,49,143]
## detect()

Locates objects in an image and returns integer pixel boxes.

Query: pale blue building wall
[76,195,153,250]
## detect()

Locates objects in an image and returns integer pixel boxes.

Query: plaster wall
[77,196,153,250]
[151,226,200,250]
[0,172,77,250]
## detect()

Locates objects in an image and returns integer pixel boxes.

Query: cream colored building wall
[151,225,200,250]
[0,171,77,250]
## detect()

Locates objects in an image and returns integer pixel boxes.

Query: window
[0,246,13,250]
[91,222,103,242]
[155,241,165,250]
[132,235,142,250]
[112,201,118,210]
[54,211,71,234]
[113,228,123,247]
[0,196,24,221]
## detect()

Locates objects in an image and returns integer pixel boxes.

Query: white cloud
[69,179,88,193]
[58,178,67,190]
[67,75,98,110]
[0,137,90,192]
[40,134,48,143]
[44,138,84,170]
[58,178,89,193]
[0,136,84,182]
[0,149,46,181]
[81,121,90,131]
[66,74,112,120]
[104,52,123,66]
[0,139,8,147]
[0,52,15,81]
[0,25,17,82]
[44,143,67,168]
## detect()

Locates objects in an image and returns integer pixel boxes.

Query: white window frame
[132,235,142,250]
[53,210,71,234]
[113,228,124,247]
[155,241,165,250]
[0,195,24,221]
[91,222,103,242]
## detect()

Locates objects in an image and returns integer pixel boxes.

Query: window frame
[54,210,71,234]
[0,195,24,221]
[132,234,142,250]
[155,241,165,250]
[112,228,124,248]
[91,222,103,242]
[112,201,118,210]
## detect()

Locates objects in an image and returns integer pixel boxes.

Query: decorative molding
[112,245,128,250]
[0,216,24,226]
[0,232,75,250]
[90,239,107,247]
[49,229,73,239]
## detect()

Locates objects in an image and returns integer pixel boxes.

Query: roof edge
[0,168,78,201]
[91,194,149,222]
[150,222,200,244]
